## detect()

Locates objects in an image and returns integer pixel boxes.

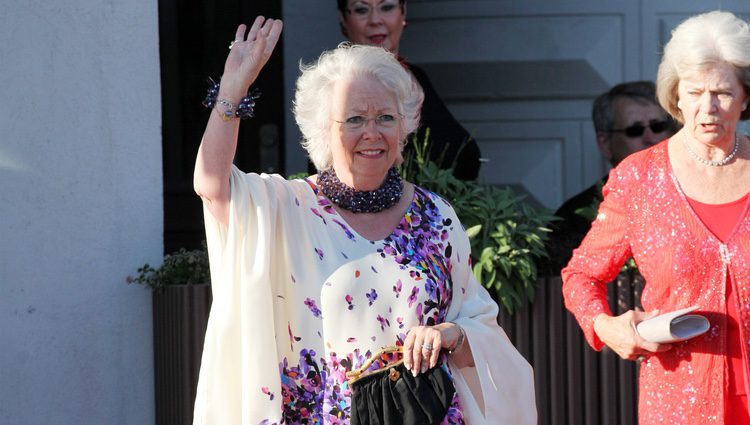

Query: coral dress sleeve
[561,165,635,350]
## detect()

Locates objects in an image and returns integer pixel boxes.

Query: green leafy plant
[127,244,210,290]
[401,133,555,313]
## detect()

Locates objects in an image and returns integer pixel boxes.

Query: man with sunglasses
[545,81,677,274]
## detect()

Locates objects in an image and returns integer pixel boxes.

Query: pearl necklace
[683,133,740,167]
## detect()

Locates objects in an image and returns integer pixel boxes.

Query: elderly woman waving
[193,17,535,425]
[563,11,750,424]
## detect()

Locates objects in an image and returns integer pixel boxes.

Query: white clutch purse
[635,306,710,344]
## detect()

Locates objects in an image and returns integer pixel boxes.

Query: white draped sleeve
[193,166,290,424]
[444,206,538,425]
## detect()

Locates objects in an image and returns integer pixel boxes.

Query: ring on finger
[229,39,242,50]
[421,343,433,351]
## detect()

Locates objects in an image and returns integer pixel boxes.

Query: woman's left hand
[403,323,461,376]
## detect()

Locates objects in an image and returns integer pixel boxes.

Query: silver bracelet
[215,98,236,121]
[447,324,466,354]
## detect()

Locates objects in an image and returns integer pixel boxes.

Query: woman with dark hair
[336,0,482,181]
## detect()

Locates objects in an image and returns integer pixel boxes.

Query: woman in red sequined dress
[562,11,750,424]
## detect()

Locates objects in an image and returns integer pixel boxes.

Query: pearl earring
[743,102,748,111]
[677,100,682,109]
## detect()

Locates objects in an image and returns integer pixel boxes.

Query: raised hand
[221,16,283,96]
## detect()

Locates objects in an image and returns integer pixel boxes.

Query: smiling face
[677,62,749,146]
[340,0,406,54]
[329,76,402,189]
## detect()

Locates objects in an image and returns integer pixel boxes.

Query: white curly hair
[294,43,424,171]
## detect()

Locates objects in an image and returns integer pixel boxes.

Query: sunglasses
[608,120,671,138]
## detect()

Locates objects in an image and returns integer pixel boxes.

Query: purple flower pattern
[332,218,356,241]
[366,289,378,306]
[378,188,454,327]
[376,314,390,331]
[271,184,463,423]
[393,279,402,297]
[304,298,322,318]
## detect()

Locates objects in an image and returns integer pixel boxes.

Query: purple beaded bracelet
[202,77,261,121]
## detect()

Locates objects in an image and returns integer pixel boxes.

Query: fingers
[631,309,671,355]
[405,328,423,374]
[403,330,415,371]
[247,16,265,41]
[428,333,441,368]
[234,24,247,42]
[623,310,671,360]
[596,310,670,361]
[248,18,283,61]
[264,20,283,54]
[635,309,661,321]
[403,326,442,376]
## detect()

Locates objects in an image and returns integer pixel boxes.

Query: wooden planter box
[153,283,211,425]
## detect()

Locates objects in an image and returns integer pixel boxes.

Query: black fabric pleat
[349,363,455,425]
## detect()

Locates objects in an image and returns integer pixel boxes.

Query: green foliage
[401,133,555,313]
[573,181,604,222]
[287,171,310,180]
[127,244,210,290]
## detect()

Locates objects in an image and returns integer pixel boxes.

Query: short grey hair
[592,81,661,134]
[294,44,423,171]
[656,10,750,123]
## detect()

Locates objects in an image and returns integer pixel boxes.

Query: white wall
[0,1,161,424]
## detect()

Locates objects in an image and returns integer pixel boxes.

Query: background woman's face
[677,62,749,145]
[340,0,405,54]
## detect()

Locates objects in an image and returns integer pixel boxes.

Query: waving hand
[193,16,282,226]
[221,16,283,95]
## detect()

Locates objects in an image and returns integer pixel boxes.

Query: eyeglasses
[346,1,401,19]
[608,120,672,138]
[333,114,400,130]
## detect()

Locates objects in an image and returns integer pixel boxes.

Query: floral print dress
[278,177,464,424]
[193,166,537,425]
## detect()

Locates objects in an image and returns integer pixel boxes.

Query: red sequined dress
[562,140,750,424]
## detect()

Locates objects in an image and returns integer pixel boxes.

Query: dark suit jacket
[544,177,607,275]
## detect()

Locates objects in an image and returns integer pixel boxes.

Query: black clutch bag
[346,346,456,425]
